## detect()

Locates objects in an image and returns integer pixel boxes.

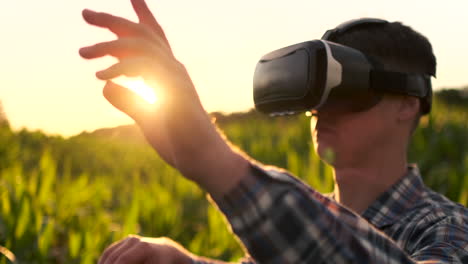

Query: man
[79,0,468,263]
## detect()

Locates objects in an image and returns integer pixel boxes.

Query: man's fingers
[104,236,141,264]
[82,9,155,41]
[96,57,153,80]
[130,0,172,49]
[102,81,153,124]
[99,239,125,264]
[131,0,158,28]
[115,242,151,264]
[95,57,186,98]
[99,236,140,264]
[79,38,154,60]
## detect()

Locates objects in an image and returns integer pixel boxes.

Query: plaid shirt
[196,164,468,264]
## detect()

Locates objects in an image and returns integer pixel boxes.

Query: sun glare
[114,77,158,104]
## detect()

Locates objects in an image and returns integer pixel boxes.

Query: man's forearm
[176,123,252,198]
[192,256,254,264]
[193,144,251,198]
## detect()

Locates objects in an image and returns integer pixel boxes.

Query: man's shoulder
[396,185,468,253]
[401,166,466,225]
[420,187,467,223]
[398,185,467,226]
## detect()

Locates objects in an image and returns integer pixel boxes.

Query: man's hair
[326,21,437,133]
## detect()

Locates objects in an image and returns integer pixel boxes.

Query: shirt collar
[361,165,426,228]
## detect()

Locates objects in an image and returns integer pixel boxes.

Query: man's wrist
[197,147,250,198]
[175,120,251,198]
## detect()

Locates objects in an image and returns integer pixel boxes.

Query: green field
[0,90,467,263]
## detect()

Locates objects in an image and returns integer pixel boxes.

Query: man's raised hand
[79,0,249,196]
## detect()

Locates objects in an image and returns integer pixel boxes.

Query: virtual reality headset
[253,18,433,116]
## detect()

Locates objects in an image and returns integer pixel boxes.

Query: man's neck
[332,150,408,214]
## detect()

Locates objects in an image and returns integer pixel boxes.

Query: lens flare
[114,77,157,104]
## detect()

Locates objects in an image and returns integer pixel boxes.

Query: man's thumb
[103,81,152,123]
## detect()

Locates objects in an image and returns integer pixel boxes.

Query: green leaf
[38,218,55,256]
[14,195,30,239]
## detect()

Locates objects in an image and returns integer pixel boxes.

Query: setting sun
[114,77,158,104]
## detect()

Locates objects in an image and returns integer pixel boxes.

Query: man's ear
[397,96,420,122]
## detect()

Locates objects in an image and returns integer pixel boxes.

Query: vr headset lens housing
[253,19,433,116]
[254,40,386,115]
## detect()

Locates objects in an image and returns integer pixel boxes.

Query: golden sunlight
[114,77,158,104]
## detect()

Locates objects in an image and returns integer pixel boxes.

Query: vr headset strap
[370,70,432,113]
[370,70,430,98]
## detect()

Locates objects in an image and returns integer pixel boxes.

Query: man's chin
[316,145,337,165]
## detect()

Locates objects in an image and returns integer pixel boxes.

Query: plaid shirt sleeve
[202,163,468,264]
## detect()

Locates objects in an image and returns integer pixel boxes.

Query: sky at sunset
[1,0,467,136]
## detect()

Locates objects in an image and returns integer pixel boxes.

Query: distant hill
[75,88,468,143]
[435,86,468,108]
[73,124,147,145]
